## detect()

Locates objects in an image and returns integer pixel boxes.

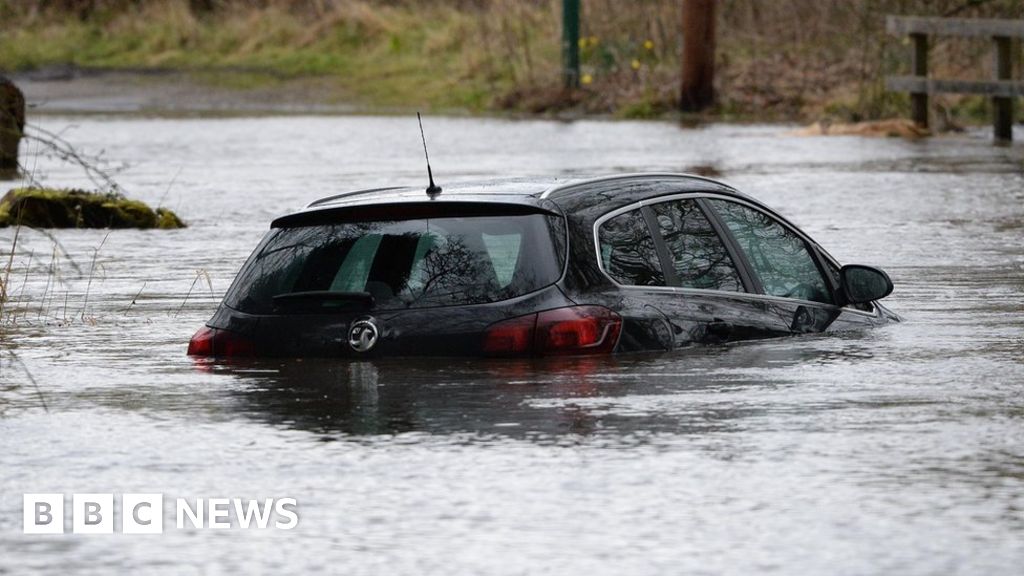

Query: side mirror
[840,265,894,304]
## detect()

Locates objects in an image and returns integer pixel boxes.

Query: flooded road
[1,117,1022,574]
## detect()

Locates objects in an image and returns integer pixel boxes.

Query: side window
[598,209,665,286]
[651,199,745,292]
[706,199,833,304]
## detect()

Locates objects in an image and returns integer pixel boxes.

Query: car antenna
[417,112,442,198]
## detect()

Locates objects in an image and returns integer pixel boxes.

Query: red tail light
[482,314,536,355]
[535,306,622,354]
[484,306,622,357]
[187,326,216,356]
[187,326,256,357]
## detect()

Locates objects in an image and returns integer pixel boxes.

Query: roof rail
[305,186,409,208]
[538,172,729,199]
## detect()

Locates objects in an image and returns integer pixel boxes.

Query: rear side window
[225,213,565,313]
[598,209,665,286]
[651,199,744,292]
[706,199,833,304]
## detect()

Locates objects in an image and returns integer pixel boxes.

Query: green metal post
[563,0,580,89]
[993,36,1013,142]
[910,33,929,128]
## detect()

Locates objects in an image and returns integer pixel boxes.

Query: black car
[188,173,897,358]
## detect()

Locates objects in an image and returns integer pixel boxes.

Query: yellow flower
[631,59,641,70]
[589,35,599,46]
[581,74,593,85]
[578,38,587,49]
[643,40,654,51]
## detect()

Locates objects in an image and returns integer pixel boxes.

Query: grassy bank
[0,1,525,112]
[1,0,1021,121]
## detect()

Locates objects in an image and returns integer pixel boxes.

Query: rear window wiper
[272,291,375,311]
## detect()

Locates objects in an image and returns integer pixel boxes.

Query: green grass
[0,2,531,112]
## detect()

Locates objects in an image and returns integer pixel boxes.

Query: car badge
[348,317,380,353]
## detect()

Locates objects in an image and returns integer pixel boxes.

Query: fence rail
[886,16,1024,39]
[886,77,1024,98]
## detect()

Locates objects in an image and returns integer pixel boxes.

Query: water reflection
[209,356,623,438]
[197,337,880,440]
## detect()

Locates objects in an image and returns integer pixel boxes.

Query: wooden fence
[886,16,1024,141]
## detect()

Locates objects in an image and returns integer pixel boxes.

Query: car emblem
[348,317,380,353]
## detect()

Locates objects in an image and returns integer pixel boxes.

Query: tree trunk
[189,0,217,15]
[0,76,26,175]
[680,0,717,112]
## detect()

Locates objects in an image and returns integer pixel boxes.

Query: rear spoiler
[271,201,561,228]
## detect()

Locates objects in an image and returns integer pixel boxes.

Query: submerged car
[188,173,898,358]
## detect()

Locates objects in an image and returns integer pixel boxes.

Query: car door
[700,197,844,334]
[596,197,784,348]
[645,196,789,344]
[594,205,679,350]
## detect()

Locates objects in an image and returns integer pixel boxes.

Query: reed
[3,348,49,412]
[79,231,107,322]
[175,268,212,318]
[0,219,21,319]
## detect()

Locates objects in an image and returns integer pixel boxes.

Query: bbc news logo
[23,494,298,534]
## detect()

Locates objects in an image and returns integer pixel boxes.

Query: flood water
[1,116,1022,574]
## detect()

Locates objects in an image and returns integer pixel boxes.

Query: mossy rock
[0,188,186,229]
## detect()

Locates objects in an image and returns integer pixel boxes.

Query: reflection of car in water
[188,173,898,358]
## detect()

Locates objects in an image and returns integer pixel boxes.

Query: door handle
[707,318,734,340]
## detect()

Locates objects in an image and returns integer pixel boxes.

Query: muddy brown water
[1,117,1022,574]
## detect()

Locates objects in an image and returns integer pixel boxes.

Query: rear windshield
[225,213,566,313]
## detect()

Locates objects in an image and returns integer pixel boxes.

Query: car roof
[304,178,562,208]
[275,173,750,227]
[538,173,746,214]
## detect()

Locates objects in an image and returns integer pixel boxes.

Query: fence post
[993,35,1013,141]
[562,0,580,89]
[910,32,929,128]
[0,76,25,176]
